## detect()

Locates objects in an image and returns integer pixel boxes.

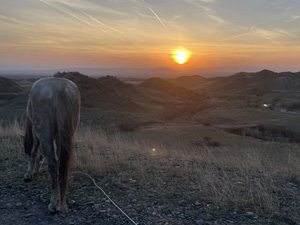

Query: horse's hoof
[60,205,68,213]
[48,203,58,213]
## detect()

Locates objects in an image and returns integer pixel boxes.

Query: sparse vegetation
[2,72,300,224]
[223,124,300,143]
[1,121,300,224]
[281,101,300,111]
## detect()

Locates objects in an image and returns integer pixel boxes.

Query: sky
[1,0,300,74]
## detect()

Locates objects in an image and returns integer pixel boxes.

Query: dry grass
[0,120,24,181]
[1,121,300,219]
[0,119,23,137]
[75,126,300,216]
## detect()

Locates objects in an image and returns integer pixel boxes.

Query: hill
[187,70,300,95]
[0,77,22,93]
[140,77,205,101]
[54,72,149,112]
[169,75,208,89]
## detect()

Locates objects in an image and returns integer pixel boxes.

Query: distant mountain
[140,77,205,101]
[0,67,183,78]
[4,66,294,78]
[0,77,22,93]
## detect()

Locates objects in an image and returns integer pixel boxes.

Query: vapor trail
[38,0,108,34]
[141,0,167,29]
[80,11,124,34]
[218,32,251,42]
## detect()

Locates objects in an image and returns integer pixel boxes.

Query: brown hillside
[54,72,147,112]
[169,75,208,89]
[140,77,205,101]
[0,77,22,93]
[195,69,300,95]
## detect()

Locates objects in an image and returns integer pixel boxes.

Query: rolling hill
[140,77,206,101]
[54,72,150,112]
[0,77,22,93]
[171,70,300,95]
[169,75,208,89]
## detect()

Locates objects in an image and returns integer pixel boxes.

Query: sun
[172,49,191,65]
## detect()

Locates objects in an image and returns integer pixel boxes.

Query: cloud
[44,0,131,17]
[0,15,32,26]
[218,32,252,43]
[38,0,125,40]
[251,26,296,43]
[200,0,216,2]
[80,11,124,34]
[184,0,227,24]
[287,15,300,22]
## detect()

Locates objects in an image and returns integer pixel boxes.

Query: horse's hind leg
[41,141,59,213]
[24,134,40,182]
[33,154,44,173]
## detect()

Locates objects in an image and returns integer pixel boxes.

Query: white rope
[74,171,138,225]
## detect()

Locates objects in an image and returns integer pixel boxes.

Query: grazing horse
[23,77,80,212]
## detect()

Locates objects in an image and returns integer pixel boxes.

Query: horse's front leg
[42,141,59,213]
[24,136,40,182]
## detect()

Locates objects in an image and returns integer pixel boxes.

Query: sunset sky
[1,0,300,74]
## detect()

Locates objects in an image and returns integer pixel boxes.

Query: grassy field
[1,120,300,224]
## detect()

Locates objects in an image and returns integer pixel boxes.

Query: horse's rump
[24,77,80,212]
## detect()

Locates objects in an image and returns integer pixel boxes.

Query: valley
[1,70,300,224]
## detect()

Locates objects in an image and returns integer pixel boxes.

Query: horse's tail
[56,91,78,210]
[24,113,33,156]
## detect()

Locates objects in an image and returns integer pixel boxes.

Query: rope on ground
[74,171,138,225]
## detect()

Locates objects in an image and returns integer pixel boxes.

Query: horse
[23,77,80,212]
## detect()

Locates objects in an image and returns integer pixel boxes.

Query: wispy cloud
[0,15,32,26]
[200,0,216,2]
[251,26,296,43]
[287,15,300,22]
[80,11,124,34]
[46,0,131,17]
[218,32,251,43]
[218,26,297,44]
[38,0,125,40]
[184,0,226,24]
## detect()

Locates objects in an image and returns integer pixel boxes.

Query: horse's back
[28,77,80,133]
[30,77,79,103]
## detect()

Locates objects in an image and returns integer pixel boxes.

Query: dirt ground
[1,153,300,225]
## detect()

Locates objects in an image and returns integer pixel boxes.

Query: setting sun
[172,49,191,65]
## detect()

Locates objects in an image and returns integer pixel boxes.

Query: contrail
[39,0,126,40]
[141,0,167,29]
[218,32,251,43]
[80,11,124,34]
[38,0,109,34]
[148,6,167,28]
